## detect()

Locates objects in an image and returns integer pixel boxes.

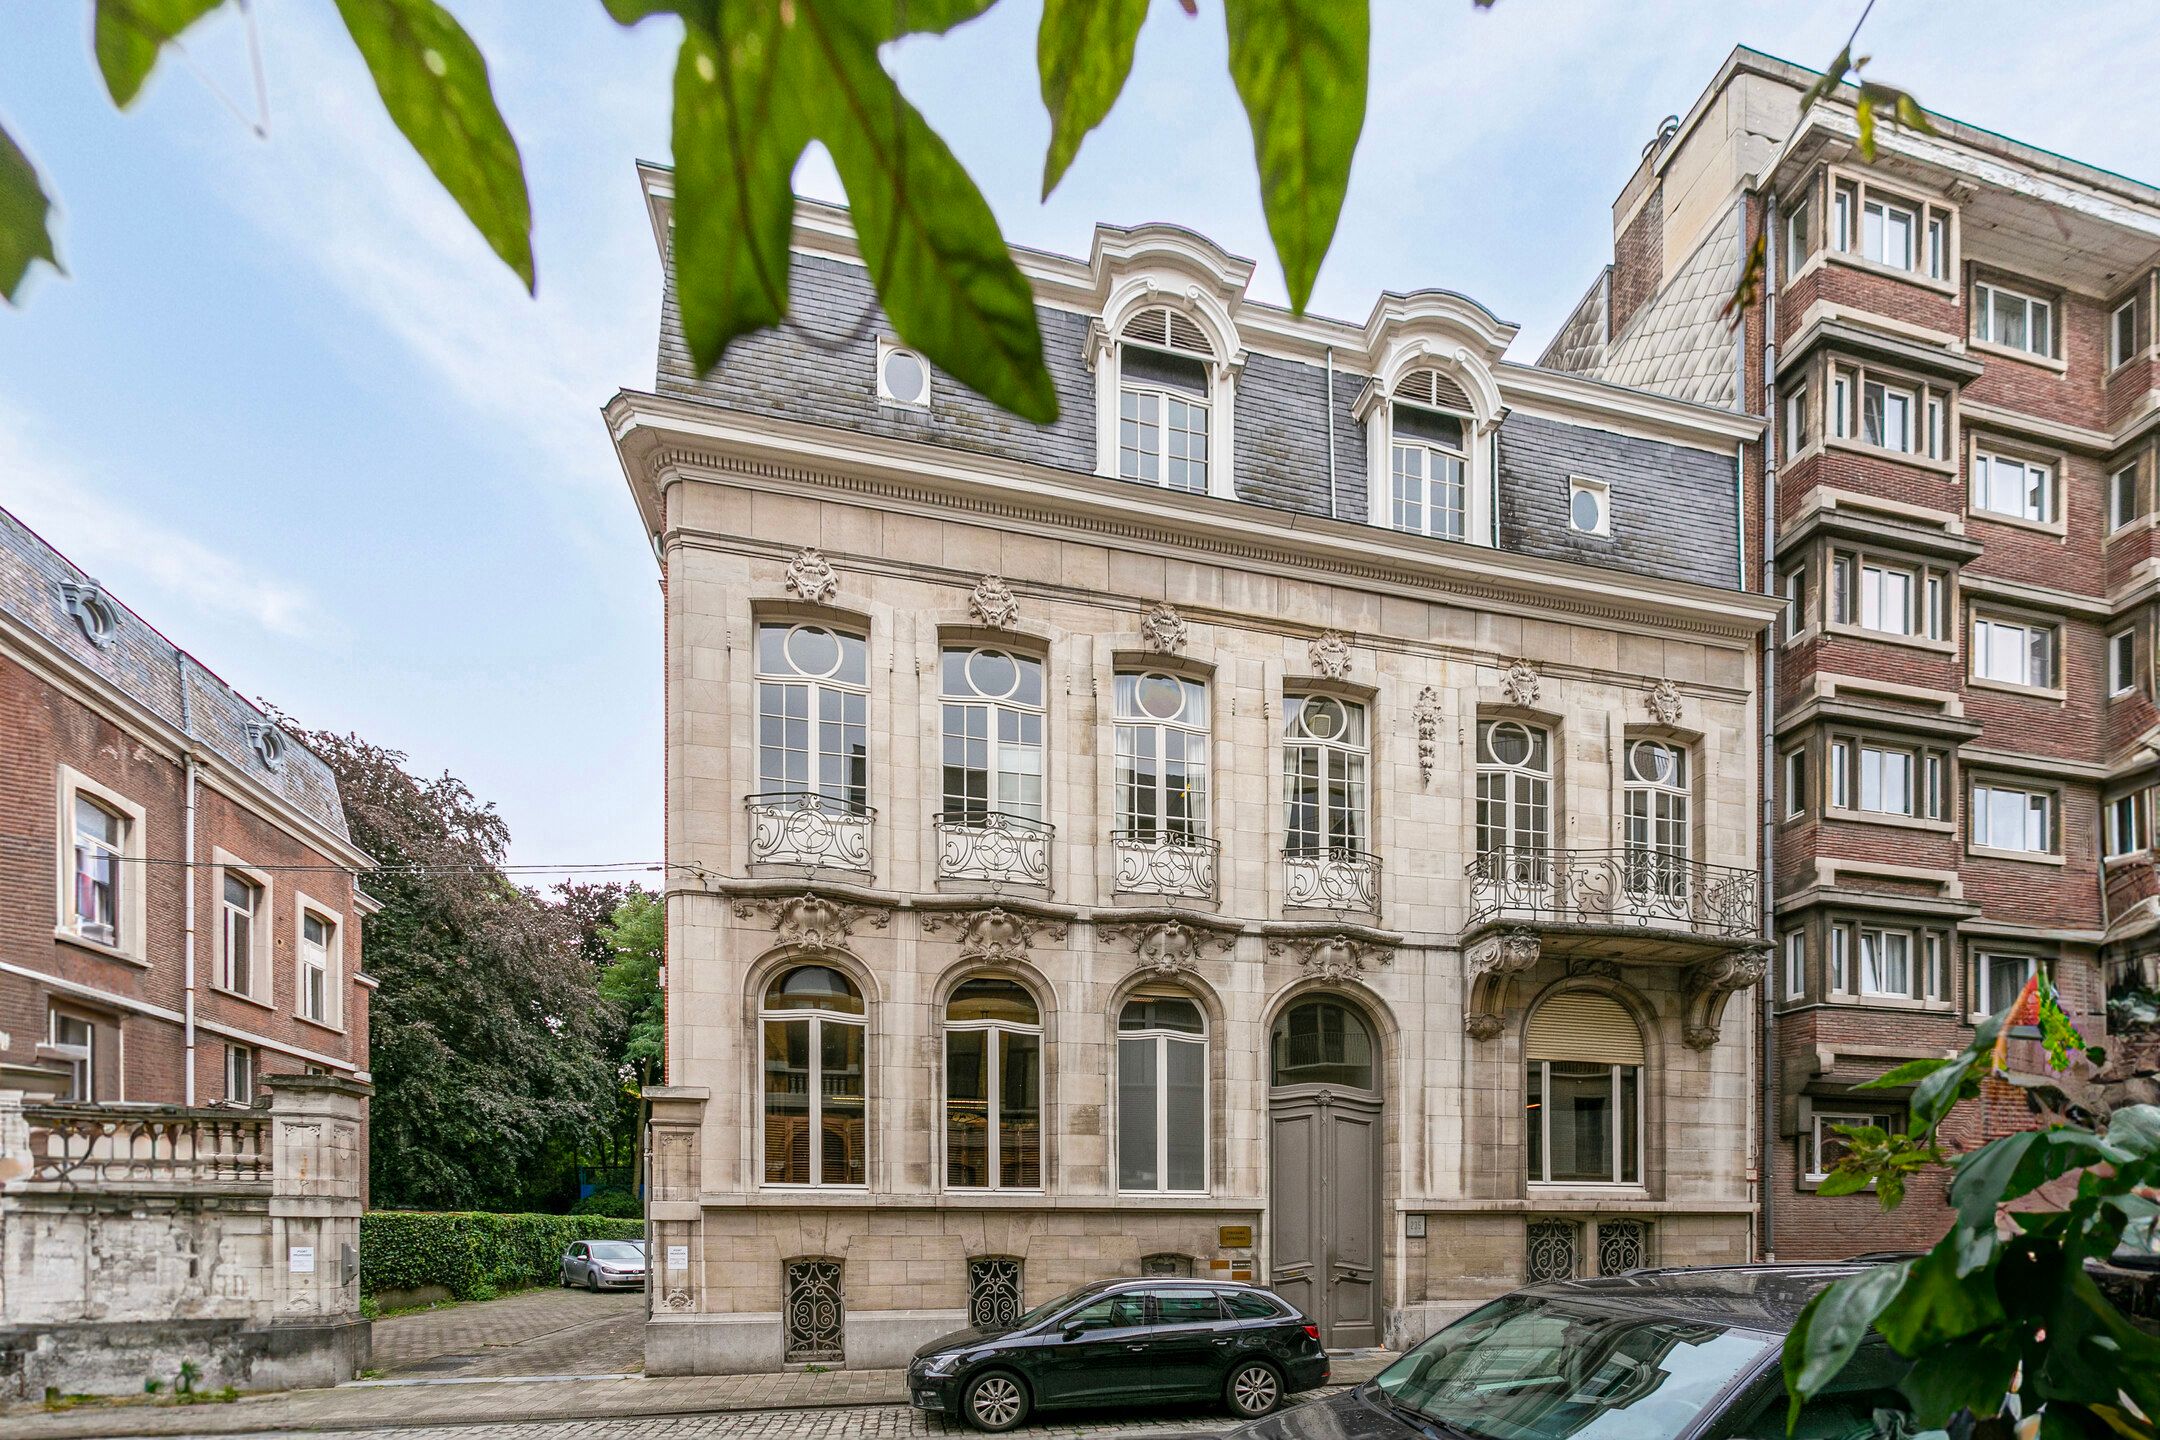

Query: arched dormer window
[1353,295,1510,546]
[1117,306,1214,495]
[1387,368,1474,541]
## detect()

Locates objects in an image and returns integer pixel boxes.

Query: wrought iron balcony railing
[22,1104,271,1189]
[1467,846,1758,938]
[1283,846,1382,912]
[746,791,875,872]
[935,810,1054,887]
[1111,828,1219,901]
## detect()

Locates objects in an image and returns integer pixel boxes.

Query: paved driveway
[374,1287,646,1378]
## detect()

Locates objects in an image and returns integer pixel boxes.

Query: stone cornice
[607,392,1783,646]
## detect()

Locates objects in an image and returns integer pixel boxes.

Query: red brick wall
[1609,187,1665,339]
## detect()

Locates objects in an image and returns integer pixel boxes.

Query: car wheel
[586,1271,601,1293]
[1225,1359,1283,1419]
[963,1370,1030,1433]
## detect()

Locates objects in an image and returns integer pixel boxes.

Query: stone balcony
[746,791,875,873]
[934,810,1053,889]
[1283,846,1382,913]
[1111,829,1219,901]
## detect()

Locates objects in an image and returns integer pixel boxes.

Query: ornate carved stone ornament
[921,906,1067,965]
[1307,630,1354,681]
[1681,946,1771,1050]
[1140,602,1188,654]
[969,574,1021,630]
[1101,918,1235,976]
[1266,931,1392,983]
[1463,927,1542,1039]
[731,891,888,952]
[1499,659,1541,707]
[1413,686,1442,787]
[784,546,840,604]
[1567,957,1621,981]
[1645,679,1684,727]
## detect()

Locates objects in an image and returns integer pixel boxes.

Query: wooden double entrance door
[1267,1084,1381,1348]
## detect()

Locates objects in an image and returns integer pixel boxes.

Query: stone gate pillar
[643,1085,709,1374]
[263,1073,372,1380]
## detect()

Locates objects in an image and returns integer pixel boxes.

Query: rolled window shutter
[1525,991,1644,1067]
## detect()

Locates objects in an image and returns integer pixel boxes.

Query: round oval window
[1299,695,1345,740]
[1136,673,1186,721]
[1571,487,1604,533]
[882,348,927,405]
[965,648,1018,699]
[1487,720,1533,767]
[784,625,842,678]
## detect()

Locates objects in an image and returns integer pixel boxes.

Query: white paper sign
[666,1245,690,1272]
[289,1245,316,1274]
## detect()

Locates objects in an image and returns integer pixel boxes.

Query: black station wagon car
[907,1277,1330,1431]
[1233,1264,1918,1440]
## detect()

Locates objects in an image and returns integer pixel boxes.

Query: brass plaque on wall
[1219,1225,1254,1248]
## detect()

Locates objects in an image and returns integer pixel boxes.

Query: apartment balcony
[1283,846,1382,914]
[1111,829,1219,902]
[746,791,875,873]
[934,810,1054,889]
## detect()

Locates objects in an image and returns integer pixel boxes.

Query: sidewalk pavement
[8,1351,1397,1438]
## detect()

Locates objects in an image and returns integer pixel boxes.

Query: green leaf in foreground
[93,0,227,107]
[333,0,534,291]
[1224,0,1367,312]
[0,124,61,304]
[1037,0,1149,198]
[1782,1262,1908,1431]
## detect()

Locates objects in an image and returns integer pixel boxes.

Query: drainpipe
[179,656,200,1107]
[1324,347,1339,520]
[1758,190,1782,1261]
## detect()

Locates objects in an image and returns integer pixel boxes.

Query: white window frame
[1568,475,1610,537]
[1827,363,1950,461]
[1116,995,1209,1196]
[1975,952,2039,1018]
[1829,736,1945,821]
[1974,280,2056,360]
[1827,174,1952,282]
[2107,792,2147,859]
[2111,298,2138,371]
[873,336,931,410]
[55,766,147,962]
[758,968,869,1190]
[1972,613,2056,691]
[1114,671,1212,844]
[1858,927,1914,999]
[294,896,344,1029]
[2111,464,2141,533]
[1829,925,1850,993]
[1117,334,1214,496]
[1783,198,1810,285]
[1970,781,2054,856]
[939,646,1048,828]
[1284,694,1369,858]
[943,982,1044,1193]
[1806,1109,1884,1181]
[48,1008,95,1102]
[1389,417,1470,541]
[2111,629,2137,698]
[1783,748,1807,819]
[754,622,871,813]
[1971,450,2056,526]
[1476,720,1554,860]
[1784,932,1806,1001]
[225,1043,255,1107]
[1527,1059,1643,1187]
[1623,738,1691,882]
[1784,381,1811,459]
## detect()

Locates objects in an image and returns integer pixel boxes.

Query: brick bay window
[1827,172,1952,282]
[1824,919,1949,1004]
[1116,306,1215,495]
[2110,462,2143,535]
[2106,792,2147,859]
[1282,693,1378,911]
[760,965,866,1188]
[1802,1103,1907,1183]
[944,979,1042,1191]
[1117,991,1208,1194]
[1827,734,1949,823]
[1525,992,1643,1188]
[1112,670,1216,899]
[750,621,873,872]
[1829,362,1949,461]
[1826,549,1949,642]
[937,645,1050,887]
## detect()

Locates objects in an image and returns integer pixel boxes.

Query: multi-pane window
[1623,740,1690,895]
[1784,381,1810,458]
[2111,629,2137,697]
[71,795,124,946]
[756,623,869,812]
[1119,345,1210,494]
[1974,281,2055,358]
[1972,614,2056,689]
[220,872,260,996]
[1829,737,1945,820]
[300,912,332,1024]
[940,647,1045,826]
[1114,672,1210,842]
[1283,695,1367,857]
[1476,721,1552,876]
[1831,177,1949,279]
[1971,782,2054,855]
[762,966,867,1187]
[1784,932,1806,1001]
[1830,365,1946,458]
[1783,748,1807,818]
[1858,928,1913,998]
[1390,404,1468,540]
[2112,464,2141,532]
[1977,953,2039,1016]
[1525,992,1642,1186]
[1827,552,1945,639]
[49,1010,93,1102]
[226,1044,255,1106]
[1117,993,1206,1193]
[2113,299,2139,370]
[1972,451,2054,524]
[1806,1109,1899,1180]
[945,979,1041,1191]
[2107,793,2146,857]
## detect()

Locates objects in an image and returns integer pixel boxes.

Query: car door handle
[1213,1337,1235,1346]
[1126,1343,1147,1352]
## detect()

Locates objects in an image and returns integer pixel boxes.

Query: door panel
[1268,1106,1319,1323]
[1326,1100,1381,1348]
[1269,1088,1382,1348]
[1031,1294,1156,1404]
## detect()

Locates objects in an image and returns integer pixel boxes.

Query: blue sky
[4,1,2156,878]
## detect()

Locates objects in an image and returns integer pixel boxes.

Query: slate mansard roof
[0,504,354,843]
[641,187,1760,594]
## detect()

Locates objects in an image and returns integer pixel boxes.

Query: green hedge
[361,1210,645,1300]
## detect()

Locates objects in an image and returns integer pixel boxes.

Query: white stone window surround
[1825,732,1951,829]
[1821,166,1958,293]
[1355,343,1504,548]
[54,764,149,965]
[1968,442,2064,535]
[1972,276,2064,370]
[45,1005,98,1102]
[293,891,346,1031]
[2105,790,2147,860]
[1967,778,2059,863]
[939,975,1047,1194]
[1824,358,1954,471]
[2109,296,2139,372]
[224,1041,256,1106]
[210,847,276,1009]
[1821,919,1950,1008]
[1086,280,1243,503]
[1968,606,2063,699]
[1800,1102,1901,1184]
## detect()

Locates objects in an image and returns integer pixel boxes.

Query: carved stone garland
[1645,679,1683,726]
[1414,686,1441,787]
[1681,947,1771,1050]
[1307,630,1353,681]
[1463,927,1542,1039]
[1100,918,1235,976]
[921,906,1067,966]
[1140,602,1188,655]
[969,574,1021,630]
[1265,932,1392,983]
[784,546,840,604]
[730,891,888,952]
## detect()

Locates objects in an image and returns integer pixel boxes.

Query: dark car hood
[911,1324,1010,1360]
[1233,1388,1399,1440]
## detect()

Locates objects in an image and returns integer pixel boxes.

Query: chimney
[1607,116,1679,339]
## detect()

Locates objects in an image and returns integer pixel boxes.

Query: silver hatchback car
[560,1239,647,1291]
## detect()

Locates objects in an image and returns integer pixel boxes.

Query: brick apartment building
[1548,47,2160,1257]
[0,505,373,1116]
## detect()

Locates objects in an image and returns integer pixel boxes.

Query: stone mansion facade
[610,164,1782,1371]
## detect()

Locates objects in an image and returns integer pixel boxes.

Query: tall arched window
[1623,739,1691,899]
[1389,370,1474,540]
[1118,307,1213,494]
[940,647,1046,826]
[761,966,866,1187]
[1117,992,1207,1193]
[1284,695,1368,858]
[1270,999,1374,1090]
[755,622,869,812]
[1114,672,1210,843]
[1477,720,1553,882]
[1526,992,1643,1186]
[945,978,1042,1190]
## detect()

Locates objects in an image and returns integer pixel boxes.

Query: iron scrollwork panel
[1283,849,1381,911]
[1525,1219,1579,1283]
[1596,1219,1649,1276]
[1112,831,1218,900]
[1469,848,1757,937]
[967,1257,1024,1330]
[783,1259,845,1363]
[748,793,875,872]
[936,814,1052,887]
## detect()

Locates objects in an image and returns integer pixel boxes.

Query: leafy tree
[597,890,664,1195]
[288,722,618,1211]
[1783,976,2160,1438]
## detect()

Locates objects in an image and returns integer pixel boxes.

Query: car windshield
[1010,1282,1113,1331]
[589,1242,644,1262]
[1371,1294,1776,1440]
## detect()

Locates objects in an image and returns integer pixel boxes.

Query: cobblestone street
[373,1288,646,1378]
